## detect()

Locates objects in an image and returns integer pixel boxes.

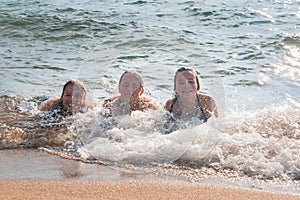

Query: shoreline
[1,149,299,199]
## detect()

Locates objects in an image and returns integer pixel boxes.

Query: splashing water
[69,99,300,180]
[1,95,300,181]
[71,106,220,166]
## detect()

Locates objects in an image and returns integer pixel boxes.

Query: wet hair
[61,79,87,99]
[118,70,144,88]
[174,67,200,91]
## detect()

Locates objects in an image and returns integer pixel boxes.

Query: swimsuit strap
[169,96,178,113]
[169,95,207,122]
[196,94,208,122]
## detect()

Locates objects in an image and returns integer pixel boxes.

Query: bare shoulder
[198,93,216,104]
[143,96,158,110]
[103,95,119,107]
[198,93,218,118]
[39,96,61,111]
[85,100,97,109]
[104,95,119,101]
[164,98,174,111]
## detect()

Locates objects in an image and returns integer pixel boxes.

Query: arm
[164,98,180,119]
[164,99,173,112]
[103,96,119,114]
[103,96,117,108]
[143,97,158,110]
[129,89,158,111]
[39,96,61,111]
[200,94,218,119]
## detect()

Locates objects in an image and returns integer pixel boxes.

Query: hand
[129,88,143,111]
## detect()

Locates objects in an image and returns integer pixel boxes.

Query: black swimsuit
[58,100,86,116]
[168,95,208,122]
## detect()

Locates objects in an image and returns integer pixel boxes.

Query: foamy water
[75,107,219,165]
[65,101,299,180]
[2,98,295,181]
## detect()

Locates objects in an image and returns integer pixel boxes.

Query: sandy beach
[1,179,300,200]
[1,149,299,199]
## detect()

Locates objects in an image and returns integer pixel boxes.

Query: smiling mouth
[182,90,194,94]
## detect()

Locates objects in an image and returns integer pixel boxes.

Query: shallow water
[0,149,138,180]
[1,0,300,193]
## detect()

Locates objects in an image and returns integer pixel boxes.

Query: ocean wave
[70,101,300,180]
[1,94,300,180]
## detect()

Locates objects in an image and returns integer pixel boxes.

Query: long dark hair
[58,79,87,115]
[61,79,87,99]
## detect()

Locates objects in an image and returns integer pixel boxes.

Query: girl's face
[175,71,198,98]
[119,73,141,100]
[62,84,86,112]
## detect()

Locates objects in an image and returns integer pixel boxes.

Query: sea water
[1,0,300,194]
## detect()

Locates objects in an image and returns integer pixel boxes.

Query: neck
[178,95,199,118]
[119,95,130,103]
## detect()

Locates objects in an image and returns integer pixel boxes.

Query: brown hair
[61,79,87,99]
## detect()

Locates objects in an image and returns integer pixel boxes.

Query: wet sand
[1,180,300,200]
[1,149,299,200]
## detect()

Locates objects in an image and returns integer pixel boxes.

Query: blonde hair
[119,70,144,88]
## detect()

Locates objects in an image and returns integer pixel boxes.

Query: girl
[103,70,158,116]
[39,79,88,116]
[164,67,218,122]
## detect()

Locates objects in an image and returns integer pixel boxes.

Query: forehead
[176,70,196,80]
[64,84,84,93]
[120,73,140,83]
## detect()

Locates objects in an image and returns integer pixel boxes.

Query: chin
[181,91,195,96]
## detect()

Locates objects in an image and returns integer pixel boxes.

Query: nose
[183,81,192,87]
[128,84,138,91]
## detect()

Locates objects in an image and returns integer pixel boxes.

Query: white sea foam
[72,100,300,179]
[73,106,219,165]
